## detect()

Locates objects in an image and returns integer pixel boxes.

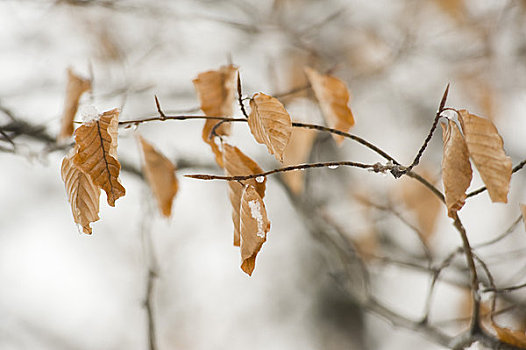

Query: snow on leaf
[138,135,179,217]
[240,184,270,276]
[441,120,472,218]
[73,108,125,207]
[304,66,355,144]
[58,68,91,141]
[458,109,512,203]
[193,65,238,168]
[248,92,292,162]
[61,150,100,235]
[223,143,266,247]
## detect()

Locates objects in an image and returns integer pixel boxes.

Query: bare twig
[396,83,450,177]
[421,249,461,324]
[140,198,160,350]
[154,95,166,121]
[357,197,433,263]
[144,269,158,350]
[473,214,523,249]
[291,121,399,164]
[237,71,249,119]
[452,213,481,334]
[186,160,376,180]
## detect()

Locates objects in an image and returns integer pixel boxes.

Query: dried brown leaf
[139,135,179,217]
[398,169,441,243]
[492,321,526,349]
[304,67,355,144]
[248,92,292,162]
[73,108,125,207]
[432,0,466,22]
[58,68,91,141]
[441,120,472,218]
[61,151,100,234]
[282,127,317,194]
[223,143,266,247]
[459,110,512,203]
[193,65,238,168]
[240,184,271,276]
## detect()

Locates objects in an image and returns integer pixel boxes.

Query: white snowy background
[1,1,526,349]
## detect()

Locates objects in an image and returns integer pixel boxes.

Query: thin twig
[272,84,310,99]
[473,215,522,249]
[237,72,249,119]
[186,160,376,181]
[357,198,432,263]
[209,119,228,140]
[140,198,160,350]
[144,269,158,350]
[421,248,462,323]
[485,281,526,294]
[397,83,450,177]
[0,128,15,147]
[404,171,445,203]
[154,95,166,120]
[119,115,247,126]
[291,121,399,164]
[119,108,401,165]
[452,213,481,334]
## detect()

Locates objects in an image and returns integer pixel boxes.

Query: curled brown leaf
[58,68,91,141]
[441,120,472,218]
[61,150,100,235]
[304,66,355,144]
[248,92,292,162]
[223,143,266,246]
[240,184,271,276]
[73,108,125,207]
[193,65,238,167]
[282,127,317,194]
[458,110,512,203]
[139,135,179,217]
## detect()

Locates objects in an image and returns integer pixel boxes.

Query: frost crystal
[80,105,99,123]
[248,199,265,238]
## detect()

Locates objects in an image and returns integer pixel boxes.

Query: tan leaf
[398,169,441,243]
[240,184,271,276]
[223,143,266,247]
[58,68,91,141]
[193,65,238,168]
[248,92,292,162]
[304,67,355,144]
[282,127,317,194]
[73,108,125,207]
[492,321,526,349]
[138,135,179,217]
[458,109,512,203]
[441,120,472,218]
[61,150,100,234]
[432,0,466,22]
